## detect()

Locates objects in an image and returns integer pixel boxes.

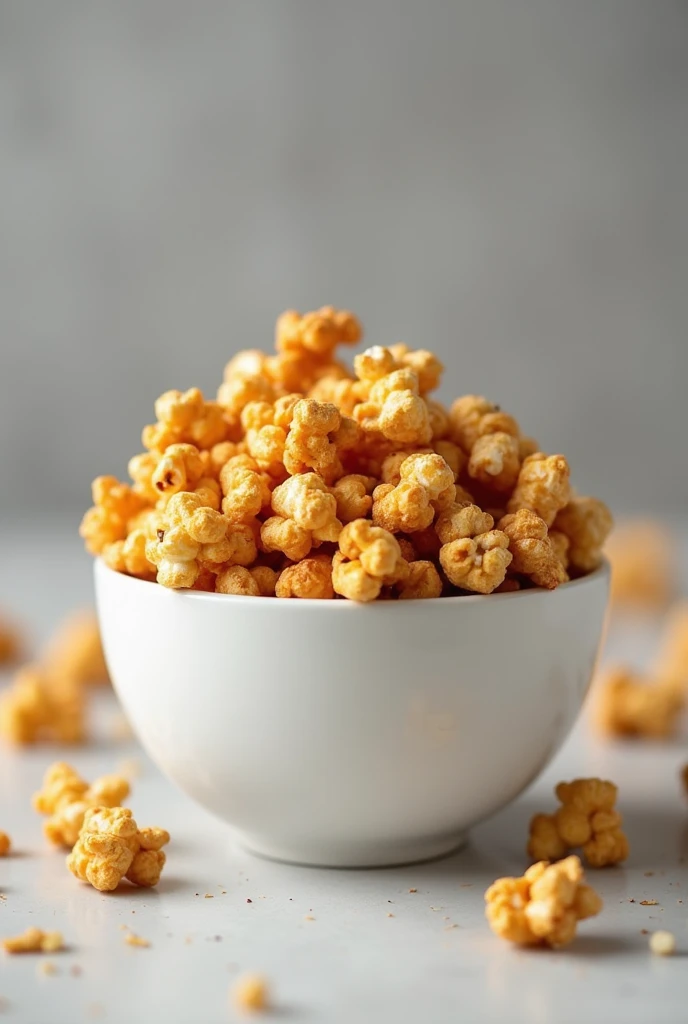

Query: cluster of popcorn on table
[79,306,613,601]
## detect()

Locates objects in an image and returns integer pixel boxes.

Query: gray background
[1,0,686,522]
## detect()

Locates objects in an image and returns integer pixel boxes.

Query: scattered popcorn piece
[653,601,688,694]
[2,929,64,954]
[485,855,602,947]
[67,808,169,892]
[233,975,269,1014]
[41,611,109,686]
[649,930,676,956]
[0,665,85,746]
[499,510,568,589]
[594,666,684,739]
[528,778,629,868]
[0,832,10,856]
[606,520,674,609]
[33,762,130,848]
[124,932,150,948]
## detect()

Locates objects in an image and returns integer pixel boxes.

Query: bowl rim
[95,556,610,608]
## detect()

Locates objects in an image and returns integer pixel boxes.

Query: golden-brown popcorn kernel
[372,481,434,534]
[277,306,361,356]
[425,399,450,441]
[276,555,334,600]
[249,565,279,597]
[354,346,398,384]
[154,387,204,429]
[232,974,269,1013]
[67,807,138,891]
[271,474,338,531]
[606,520,674,610]
[42,610,109,687]
[0,830,11,856]
[468,432,521,494]
[260,517,312,562]
[331,551,382,603]
[553,497,613,574]
[379,449,427,485]
[432,440,464,481]
[435,503,493,545]
[439,531,511,594]
[548,530,570,571]
[339,520,402,578]
[593,666,684,739]
[0,664,86,746]
[145,389,227,451]
[498,510,568,590]
[654,601,688,693]
[114,531,156,579]
[449,395,517,452]
[528,778,629,868]
[127,451,159,502]
[217,374,275,423]
[34,762,130,848]
[220,464,272,523]
[308,374,360,416]
[396,561,443,600]
[200,521,258,569]
[398,349,444,394]
[527,814,570,862]
[507,453,571,527]
[2,928,64,954]
[223,349,268,382]
[330,474,375,523]
[151,444,205,498]
[283,399,344,481]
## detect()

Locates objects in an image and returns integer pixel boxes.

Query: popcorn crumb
[386,913,394,918]
[408,888,417,893]
[640,900,658,906]
[2,929,64,954]
[649,930,676,956]
[0,832,10,857]
[304,915,315,921]
[232,975,269,1013]
[124,932,150,948]
[38,961,57,976]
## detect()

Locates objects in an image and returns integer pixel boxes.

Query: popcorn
[499,510,568,589]
[507,453,571,527]
[232,975,269,1013]
[42,611,109,687]
[333,520,407,602]
[2,928,64,954]
[33,762,130,848]
[0,665,84,745]
[553,497,613,574]
[0,831,10,856]
[485,856,602,948]
[0,611,20,665]
[67,807,169,891]
[594,666,684,739]
[606,520,674,609]
[528,778,629,868]
[83,308,608,601]
[436,504,512,593]
[649,931,676,956]
[276,555,334,599]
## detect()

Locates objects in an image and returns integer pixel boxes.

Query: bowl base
[236,830,468,869]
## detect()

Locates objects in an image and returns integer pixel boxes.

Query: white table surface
[1,526,687,1024]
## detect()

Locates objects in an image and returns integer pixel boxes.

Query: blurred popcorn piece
[42,610,109,687]
[653,601,688,694]
[0,610,21,665]
[606,519,674,610]
[594,665,684,739]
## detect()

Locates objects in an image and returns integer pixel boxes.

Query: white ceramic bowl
[95,558,609,868]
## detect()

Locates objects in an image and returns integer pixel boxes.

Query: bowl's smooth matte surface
[95,560,610,867]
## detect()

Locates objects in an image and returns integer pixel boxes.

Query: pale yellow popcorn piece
[33,762,130,848]
[233,975,269,1013]
[606,520,674,609]
[67,807,169,892]
[649,931,676,956]
[527,778,629,868]
[654,601,688,694]
[507,453,571,527]
[2,928,64,954]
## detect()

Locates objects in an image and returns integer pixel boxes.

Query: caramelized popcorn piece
[80,476,146,555]
[331,474,375,523]
[215,566,261,597]
[499,510,568,589]
[42,611,109,686]
[436,504,512,594]
[396,561,443,600]
[33,762,130,848]
[468,432,521,493]
[553,497,613,574]
[260,516,313,562]
[594,666,684,739]
[485,856,602,948]
[276,555,334,599]
[354,367,432,446]
[0,665,85,746]
[373,453,455,534]
[528,778,629,868]
[507,453,571,527]
[249,565,279,597]
[277,306,361,356]
[220,459,272,523]
[333,520,407,602]
[449,395,520,453]
[606,520,674,609]
[233,974,269,1013]
[283,399,358,483]
[143,388,226,451]
[67,807,169,892]
[654,601,688,693]
[394,347,444,394]
[2,928,63,954]
[0,612,20,665]
[271,473,339,531]
[0,831,10,856]
[151,443,205,498]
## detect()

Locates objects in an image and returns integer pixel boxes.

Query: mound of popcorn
[528,778,629,868]
[485,855,602,948]
[33,761,130,848]
[67,806,169,892]
[81,307,612,601]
